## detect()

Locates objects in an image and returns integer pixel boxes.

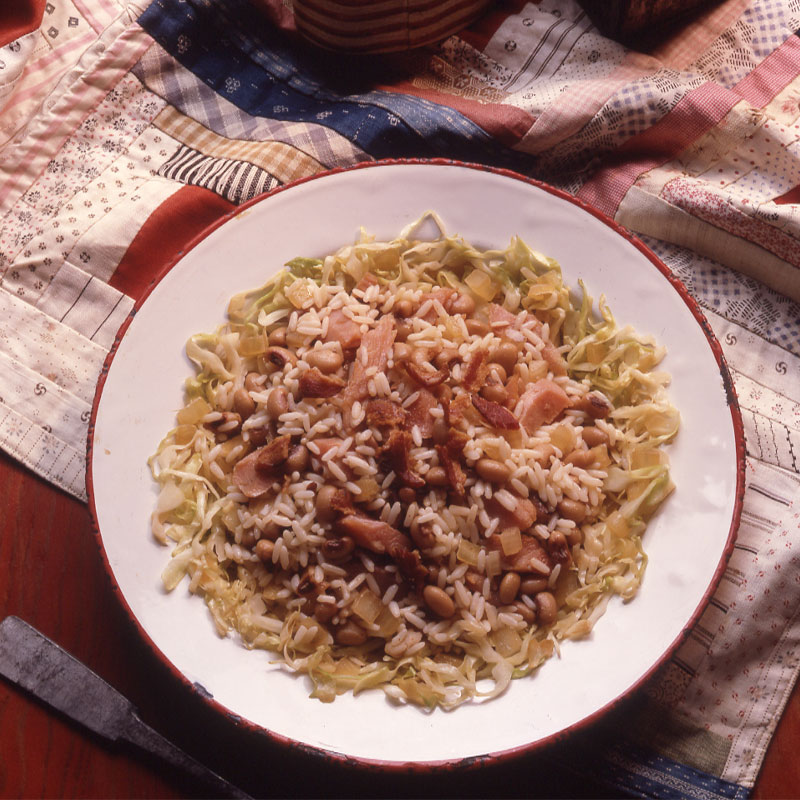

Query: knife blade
[0,616,252,799]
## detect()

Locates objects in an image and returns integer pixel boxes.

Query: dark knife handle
[0,616,252,800]
[120,713,253,800]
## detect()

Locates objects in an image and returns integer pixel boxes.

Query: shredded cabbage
[149,212,679,709]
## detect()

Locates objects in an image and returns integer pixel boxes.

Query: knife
[0,616,252,799]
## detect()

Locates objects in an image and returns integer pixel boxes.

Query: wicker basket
[291,0,494,53]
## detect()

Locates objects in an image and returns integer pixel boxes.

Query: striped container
[291,0,494,53]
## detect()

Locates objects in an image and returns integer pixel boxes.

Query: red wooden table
[1,449,797,798]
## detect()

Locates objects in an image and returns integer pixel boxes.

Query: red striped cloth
[291,0,493,53]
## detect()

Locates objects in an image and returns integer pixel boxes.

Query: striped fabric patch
[292,0,493,53]
[154,105,324,184]
[157,144,279,204]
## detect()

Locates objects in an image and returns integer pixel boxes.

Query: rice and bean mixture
[150,215,679,709]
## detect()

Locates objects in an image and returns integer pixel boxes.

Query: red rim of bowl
[86,157,747,772]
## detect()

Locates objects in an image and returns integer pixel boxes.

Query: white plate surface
[89,162,742,765]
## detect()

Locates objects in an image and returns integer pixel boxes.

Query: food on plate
[149,214,679,708]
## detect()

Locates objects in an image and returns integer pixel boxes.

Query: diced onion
[177,397,211,425]
[352,589,383,624]
[500,527,522,556]
[465,269,497,301]
[457,539,480,566]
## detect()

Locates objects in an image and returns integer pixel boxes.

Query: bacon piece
[541,340,568,376]
[255,434,291,468]
[485,494,538,530]
[232,436,291,497]
[232,450,273,498]
[298,367,345,398]
[391,546,428,590]
[381,429,424,489]
[486,533,553,574]
[343,315,396,413]
[445,427,469,456]
[404,360,449,388]
[462,349,489,392]
[404,388,438,438]
[329,488,357,517]
[336,514,412,555]
[446,392,473,426]
[435,444,466,496]
[323,309,362,350]
[365,399,406,427]
[471,394,520,430]
[516,379,571,434]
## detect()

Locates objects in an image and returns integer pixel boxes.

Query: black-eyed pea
[335,620,368,646]
[481,382,508,405]
[244,371,262,393]
[535,591,558,626]
[268,326,287,347]
[285,444,310,473]
[489,342,520,373]
[395,299,414,318]
[513,600,536,625]
[475,458,511,484]
[255,539,274,563]
[465,318,489,337]
[296,570,318,596]
[498,572,521,605]
[566,528,583,548]
[321,535,355,562]
[488,363,507,383]
[426,465,449,487]
[316,485,340,523]
[581,425,609,448]
[450,293,476,316]
[313,601,337,624]
[263,346,296,373]
[548,530,571,564]
[558,498,587,523]
[398,487,417,504]
[266,386,290,420]
[260,521,281,541]
[233,387,256,419]
[423,585,455,618]
[564,449,595,469]
[239,529,256,549]
[306,348,343,374]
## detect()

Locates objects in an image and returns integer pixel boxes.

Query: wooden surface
[0,450,797,799]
